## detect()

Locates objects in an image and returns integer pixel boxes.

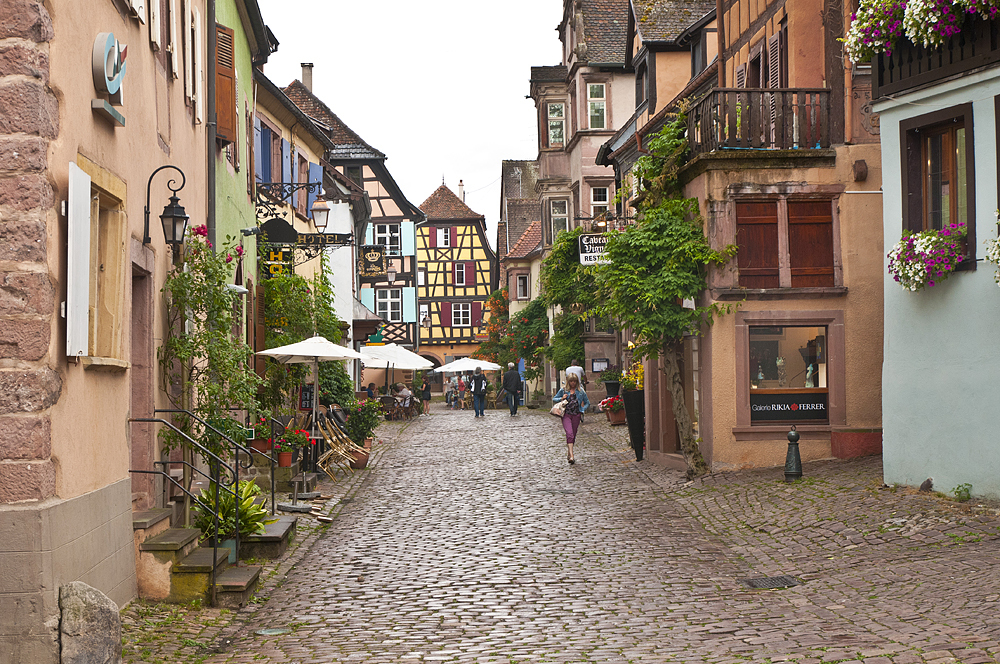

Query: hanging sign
[298,232,353,247]
[358,245,387,277]
[261,247,292,278]
[578,233,610,265]
[92,32,127,126]
[750,390,828,422]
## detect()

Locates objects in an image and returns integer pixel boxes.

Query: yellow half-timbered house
[416,183,498,371]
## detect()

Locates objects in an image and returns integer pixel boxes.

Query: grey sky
[256,0,565,249]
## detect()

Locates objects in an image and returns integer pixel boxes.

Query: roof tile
[581,0,630,65]
[420,184,483,220]
[507,221,543,260]
[282,80,385,159]
[632,0,716,43]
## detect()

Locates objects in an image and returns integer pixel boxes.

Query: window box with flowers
[887,221,967,291]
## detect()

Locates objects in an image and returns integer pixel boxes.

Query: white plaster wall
[876,70,1000,499]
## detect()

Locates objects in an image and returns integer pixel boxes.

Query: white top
[565,365,585,385]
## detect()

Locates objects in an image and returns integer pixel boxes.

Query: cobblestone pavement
[123,404,1000,663]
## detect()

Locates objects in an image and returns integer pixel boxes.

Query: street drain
[737,575,800,589]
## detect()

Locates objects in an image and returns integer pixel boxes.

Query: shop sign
[750,391,828,422]
[358,245,387,277]
[298,232,352,247]
[92,32,127,126]
[578,233,610,265]
[262,247,292,278]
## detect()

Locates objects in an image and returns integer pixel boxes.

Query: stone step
[139,527,200,553]
[132,508,172,531]
[241,516,297,560]
[173,546,230,574]
[215,565,262,608]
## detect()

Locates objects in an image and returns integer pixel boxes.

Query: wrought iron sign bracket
[254,181,322,220]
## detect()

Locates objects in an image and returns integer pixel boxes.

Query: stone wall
[0,0,60,506]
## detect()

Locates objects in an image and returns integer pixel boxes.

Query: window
[374,223,401,255]
[636,62,648,106]
[437,227,450,248]
[452,302,471,327]
[516,274,529,299]
[419,303,429,325]
[735,199,836,289]
[551,200,568,238]
[748,325,828,423]
[591,187,609,219]
[346,166,362,187]
[587,84,606,129]
[417,269,426,287]
[902,104,975,263]
[455,262,466,286]
[376,288,402,323]
[547,103,565,147]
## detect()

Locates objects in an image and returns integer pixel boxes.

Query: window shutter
[359,288,375,312]
[192,6,204,124]
[254,284,266,378]
[428,227,436,248]
[149,0,161,50]
[253,117,263,182]
[450,226,457,247]
[281,139,291,185]
[290,150,298,209]
[365,224,374,245]
[441,302,452,327]
[465,261,476,286]
[67,162,91,357]
[471,302,483,328]
[735,201,780,288]
[768,34,781,89]
[307,162,322,216]
[787,200,835,287]
[735,64,747,89]
[215,24,236,143]
[402,287,416,322]
[259,124,270,182]
[169,0,180,78]
[182,0,192,96]
[452,262,458,285]
[401,221,415,255]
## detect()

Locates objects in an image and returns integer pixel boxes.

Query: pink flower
[226,254,233,263]
[193,224,208,237]
[235,245,244,257]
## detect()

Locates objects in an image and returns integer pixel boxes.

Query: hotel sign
[578,233,610,265]
[358,245,387,277]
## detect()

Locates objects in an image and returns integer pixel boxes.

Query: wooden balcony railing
[874,15,1000,98]
[687,88,832,156]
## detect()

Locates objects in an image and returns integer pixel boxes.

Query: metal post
[784,425,802,482]
[211,461,219,607]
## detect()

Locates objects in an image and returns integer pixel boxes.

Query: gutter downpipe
[207,0,217,248]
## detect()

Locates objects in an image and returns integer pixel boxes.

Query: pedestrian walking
[421,374,432,415]
[502,362,522,416]
[566,359,587,389]
[553,373,590,464]
[445,375,457,409]
[457,375,467,410]
[468,367,489,417]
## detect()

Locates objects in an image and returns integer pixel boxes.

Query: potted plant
[271,436,295,467]
[343,399,383,468]
[598,395,626,425]
[620,361,646,461]
[283,427,311,464]
[192,480,271,563]
[598,365,622,397]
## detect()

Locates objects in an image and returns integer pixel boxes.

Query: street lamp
[386,265,397,283]
[421,314,432,329]
[144,165,189,246]
[310,195,331,233]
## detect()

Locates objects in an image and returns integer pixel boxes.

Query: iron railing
[687,88,832,156]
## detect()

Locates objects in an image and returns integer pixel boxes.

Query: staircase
[133,509,261,607]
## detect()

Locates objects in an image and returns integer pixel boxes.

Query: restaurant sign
[750,391,828,422]
[578,233,610,265]
[92,32,127,126]
[358,245,387,277]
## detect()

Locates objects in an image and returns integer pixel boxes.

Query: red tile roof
[507,221,542,260]
[419,184,483,220]
[282,80,384,159]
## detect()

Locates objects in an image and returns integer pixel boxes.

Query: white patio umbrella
[360,343,433,389]
[434,357,502,373]
[257,336,363,437]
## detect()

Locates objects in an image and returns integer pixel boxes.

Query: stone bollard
[59,581,122,664]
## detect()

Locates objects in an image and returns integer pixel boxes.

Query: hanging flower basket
[887,221,967,291]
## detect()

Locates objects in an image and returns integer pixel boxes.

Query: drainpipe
[207,0,217,248]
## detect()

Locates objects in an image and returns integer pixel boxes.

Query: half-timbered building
[283,74,424,349]
[416,183,498,369]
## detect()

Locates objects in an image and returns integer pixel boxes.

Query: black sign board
[297,232,352,247]
[261,247,292,278]
[299,384,314,411]
[750,390,828,422]
[578,233,610,265]
[358,244,387,277]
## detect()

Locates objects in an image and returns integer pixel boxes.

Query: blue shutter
[290,148,298,209]
[359,288,375,312]
[365,224,374,245]
[253,117,262,183]
[402,286,416,322]
[281,138,291,185]
[307,162,322,217]
[260,125,271,182]
[401,221,415,255]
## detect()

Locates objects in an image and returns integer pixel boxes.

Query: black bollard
[784,424,802,482]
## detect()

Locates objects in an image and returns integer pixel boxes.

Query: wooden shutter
[428,227,436,248]
[787,200,835,287]
[307,162,322,215]
[735,64,747,89]
[735,201,780,288]
[259,124,270,182]
[441,302,452,327]
[215,25,236,143]
[450,227,457,247]
[254,285,266,378]
[471,302,483,328]
[768,34,782,89]
[465,261,476,286]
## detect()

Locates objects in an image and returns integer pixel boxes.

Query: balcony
[687,88,832,157]
[874,15,1000,98]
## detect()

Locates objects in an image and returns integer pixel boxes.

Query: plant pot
[363,437,374,450]
[604,381,620,398]
[277,451,293,468]
[350,449,369,469]
[621,389,645,461]
[249,438,269,454]
[607,408,627,426]
[221,538,237,564]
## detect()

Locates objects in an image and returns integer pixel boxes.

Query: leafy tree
[508,298,549,381]
[596,113,736,478]
[539,226,598,312]
[543,311,584,371]
[473,288,518,367]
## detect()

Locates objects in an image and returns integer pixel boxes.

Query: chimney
[458,179,465,201]
[301,63,314,91]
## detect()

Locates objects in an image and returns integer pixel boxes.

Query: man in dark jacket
[502,362,522,416]
[468,367,489,417]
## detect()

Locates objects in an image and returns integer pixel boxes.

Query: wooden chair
[315,412,368,480]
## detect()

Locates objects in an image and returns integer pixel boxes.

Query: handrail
[132,417,237,480]
[154,408,260,470]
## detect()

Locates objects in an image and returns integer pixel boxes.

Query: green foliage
[319,362,355,407]
[342,398,384,444]
[596,197,736,360]
[508,298,549,381]
[539,227,598,312]
[473,289,519,367]
[952,483,973,502]
[192,480,270,541]
[625,108,690,208]
[544,312,584,371]
[158,230,261,462]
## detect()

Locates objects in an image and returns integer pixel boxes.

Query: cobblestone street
[123,405,1000,663]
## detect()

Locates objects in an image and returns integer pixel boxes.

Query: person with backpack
[468,367,489,417]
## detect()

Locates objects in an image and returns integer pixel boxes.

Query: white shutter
[183,0,192,98]
[192,6,203,124]
[365,224,374,245]
[67,163,91,357]
[402,287,416,323]
[133,0,146,23]
[359,288,375,312]
[169,0,179,77]
[149,0,160,50]
[400,221,415,255]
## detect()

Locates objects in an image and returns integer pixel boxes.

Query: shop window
[749,325,828,423]
[902,104,976,263]
[376,288,402,323]
[736,199,836,288]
